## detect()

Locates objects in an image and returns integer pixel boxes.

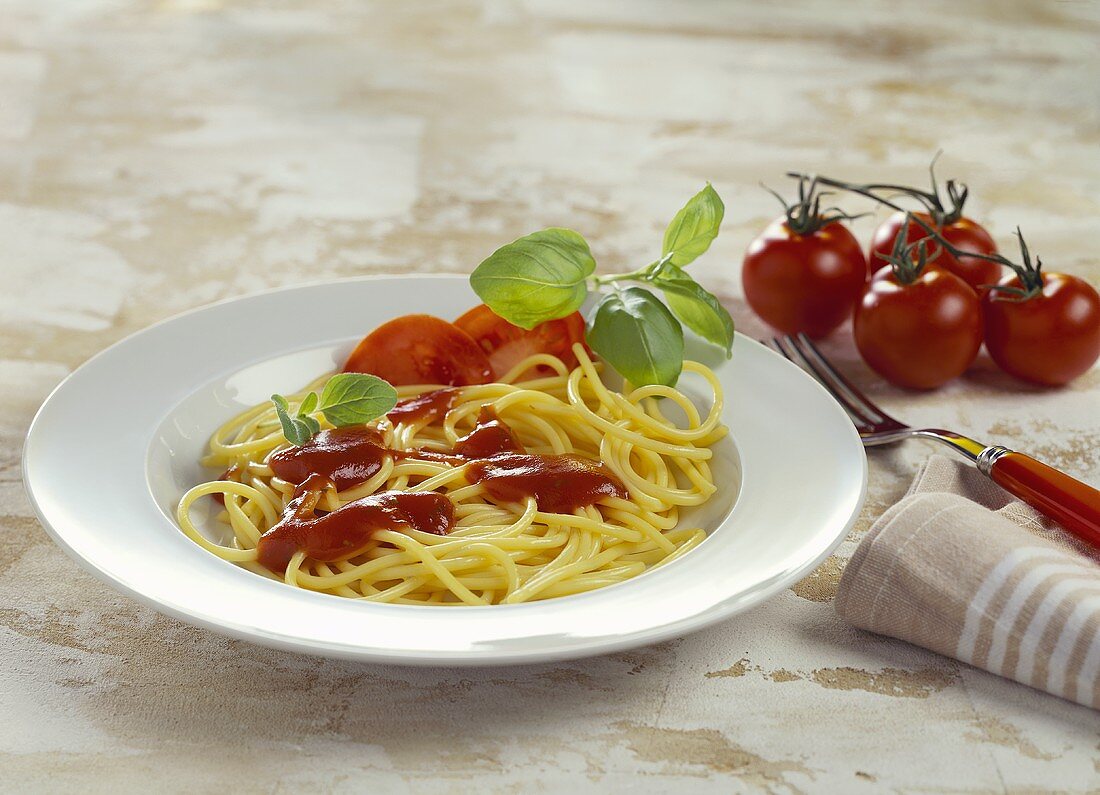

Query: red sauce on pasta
[465,453,627,514]
[268,427,388,491]
[453,407,525,458]
[387,388,457,424]
[211,465,240,506]
[257,474,455,572]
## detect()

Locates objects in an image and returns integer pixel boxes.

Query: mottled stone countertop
[3,1,1099,792]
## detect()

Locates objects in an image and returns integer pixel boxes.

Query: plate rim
[23,274,868,665]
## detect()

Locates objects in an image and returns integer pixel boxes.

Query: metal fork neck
[913,429,988,461]
[976,445,1013,475]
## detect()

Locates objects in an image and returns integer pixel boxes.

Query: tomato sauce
[465,453,627,514]
[211,464,240,506]
[453,407,524,458]
[257,475,455,572]
[387,388,457,424]
[269,427,388,491]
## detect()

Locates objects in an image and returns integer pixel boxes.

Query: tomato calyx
[938,179,969,227]
[762,175,865,236]
[985,228,1045,303]
[876,213,941,285]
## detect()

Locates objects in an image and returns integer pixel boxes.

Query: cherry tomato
[343,314,493,386]
[742,218,868,338]
[870,211,1001,291]
[454,304,588,378]
[982,273,1100,386]
[854,266,983,389]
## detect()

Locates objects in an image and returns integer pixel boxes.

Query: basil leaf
[318,373,398,427]
[470,228,596,329]
[649,262,734,356]
[272,393,317,446]
[300,413,321,436]
[586,287,684,387]
[298,391,318,416]
[661,183,724,267]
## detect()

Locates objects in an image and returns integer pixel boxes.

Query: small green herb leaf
[661,183,724,267]
[586,287,684,387]
[470,228,596,329]
[298,391,318,416]
[272,393,318,446]
[318,373,398,427]
[649,262,734,356]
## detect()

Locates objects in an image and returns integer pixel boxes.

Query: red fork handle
[983,449,1100,549]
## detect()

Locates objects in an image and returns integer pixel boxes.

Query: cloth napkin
[835,455,1100,710]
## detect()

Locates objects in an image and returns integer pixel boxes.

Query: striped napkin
[835,455,1100,710]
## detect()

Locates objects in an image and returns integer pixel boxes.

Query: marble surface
[3,0,1100,791]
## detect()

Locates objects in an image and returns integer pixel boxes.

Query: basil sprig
[317,373,398,427]
[469,184,733,386]
[469,228,596,330]
[272,394,320,446]
[662,183,725,267]
[587,288,684,387]
[646,261,735,356]
[271,373,398,446]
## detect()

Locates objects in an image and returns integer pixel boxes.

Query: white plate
[24,276,866,665]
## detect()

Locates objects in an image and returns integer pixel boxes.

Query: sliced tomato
[343,314,493,386]
[454,304,588,378]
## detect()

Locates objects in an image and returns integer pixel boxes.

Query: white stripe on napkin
[1047,594,1100,695]
[957,547,1062,664]
[1016,579,1100,685]
[986,560,1100,674]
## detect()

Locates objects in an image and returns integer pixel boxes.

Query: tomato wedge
[454,304,588,378]
[343,314,493,386]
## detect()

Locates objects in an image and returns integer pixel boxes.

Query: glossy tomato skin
[854,266,983,389]
[742,218,868,338]
[343,314,493,386]
[870,211,1001,292]
[982,273,1100,386]
[454,304,588,377]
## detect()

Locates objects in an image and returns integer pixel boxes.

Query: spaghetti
[177,345,726,605]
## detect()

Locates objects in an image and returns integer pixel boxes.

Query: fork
[766,333,1100,549]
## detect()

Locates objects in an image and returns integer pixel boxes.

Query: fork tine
[769,336,879,430]
[762,337,785,356]
[791,333,904,426]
